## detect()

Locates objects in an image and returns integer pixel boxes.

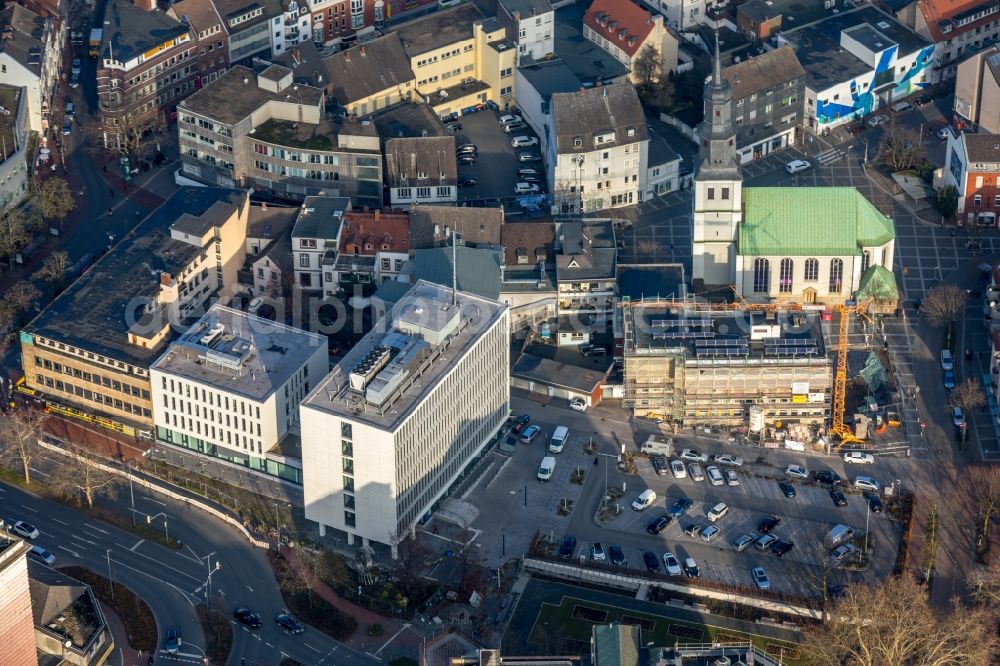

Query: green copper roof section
[856,265,899,301]
[593,623,640,666]
[739,187,895,257]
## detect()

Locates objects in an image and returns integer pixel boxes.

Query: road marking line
[140,495,167,507]
[20,504,38,513]
[265,642,273,648]
[57,546,81,557]
[83,523,109,535]
[51,518,69,526]
[130,539,145,552]
[304,643,321,653]
[123,548,201,583]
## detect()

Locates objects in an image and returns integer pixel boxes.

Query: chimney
[374,210,380,221]
[133,0,157,11]
[345,51,351,62]
[261,202,268,210]
[360,46,366,56]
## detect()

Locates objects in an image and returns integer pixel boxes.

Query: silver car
[688,462,705,481]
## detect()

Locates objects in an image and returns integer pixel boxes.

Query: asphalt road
[1,464,380,666]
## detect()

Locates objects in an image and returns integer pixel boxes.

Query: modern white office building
[151,304,328,484]
[300,281,509,555]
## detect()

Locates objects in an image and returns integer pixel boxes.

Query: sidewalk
[99,600,146,666]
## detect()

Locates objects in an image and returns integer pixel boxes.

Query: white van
[824,524,856,549]
[537,456,556,481]
[549,426,569,453]
[891,101,913,113]
[631,488,657,511]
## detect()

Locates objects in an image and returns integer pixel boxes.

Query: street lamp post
[106,549,115,603]
[205,559,221,604]
[125,460,136,526]
[147,512,168,541]
[595,452,618,508]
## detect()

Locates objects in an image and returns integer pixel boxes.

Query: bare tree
[632,45,662,87]
[968,465,1000,554]
[953,378,987,413]
[96,113,166,164]
[36,177,75,228]
[34,250,72,287]
[5,280,42,316]
[920,283,967,326]
[879,119,923,171]
[0,213,33,268]
[968,561,1000,608]
[801,575,996,665]
[0,409,47,483]
[53,442,122,508]
[0,300,14,332]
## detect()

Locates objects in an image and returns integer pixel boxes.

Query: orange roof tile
[919,0,1000,42]
[339,211,410,255]
[584,0,657,58]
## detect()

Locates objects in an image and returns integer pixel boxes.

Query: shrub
[60,566,157,654]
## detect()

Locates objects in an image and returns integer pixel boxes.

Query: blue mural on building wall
[815,44,935,125]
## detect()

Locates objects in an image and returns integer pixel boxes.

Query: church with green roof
[692,41,897,307]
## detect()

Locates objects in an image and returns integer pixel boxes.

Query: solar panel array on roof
[763,338,819,357]
[650,318,713,328]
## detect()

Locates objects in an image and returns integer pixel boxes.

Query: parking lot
[449,109,545,202]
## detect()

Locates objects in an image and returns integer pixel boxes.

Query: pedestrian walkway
[99,600,145,666]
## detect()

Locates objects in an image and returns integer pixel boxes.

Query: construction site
[618,294,907,452]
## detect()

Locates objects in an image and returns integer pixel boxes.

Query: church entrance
[802,287,817,304]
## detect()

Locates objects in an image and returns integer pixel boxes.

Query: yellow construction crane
[831,298,875,447]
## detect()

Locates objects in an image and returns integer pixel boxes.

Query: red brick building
[944,132,1000,228]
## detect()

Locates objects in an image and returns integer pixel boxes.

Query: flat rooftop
[618,264,686,301]
[24,188,248,367]
[151,304,326,400]
[394,3,484,56]
[781,5,931,90]
[103,2,189,64]
[179,66,324,126]
[372,103,446,140]
[302,281,507,431]
[251,118,378,152]
[517,60,583,103]
[625,307,827,361]
[554,2,629,84]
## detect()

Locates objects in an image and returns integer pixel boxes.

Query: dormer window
[626,127,636,137]
[573,136,583,147]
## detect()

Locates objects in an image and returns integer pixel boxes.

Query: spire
[713,30,722,88]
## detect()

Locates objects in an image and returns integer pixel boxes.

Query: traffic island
[59,565,157,654]
[266,550,358,641]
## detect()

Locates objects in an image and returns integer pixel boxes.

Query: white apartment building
[151,304,328,484]
[290,196,350,291]
[272,0,312,55]
[548,84,649,214]
[300,281,510,555]
[0,2,65,134]
[639,0,705,31]
[497,0,555,65]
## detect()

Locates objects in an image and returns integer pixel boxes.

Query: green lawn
[528,596,803,664]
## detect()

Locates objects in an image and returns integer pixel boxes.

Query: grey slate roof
[322,33,415,107]
[963,133,1000,162]
[413,246,502,300]
[721,46,806,100]
[551,84,648,154]
[0,3,47,74]
[385,137,458,188]
[512,353,609,393]
[501,221,555,266]
[556,219,616,282]
[212,0,279,31]
[500,0,553,18]
[393,3,484,56]
[409,205,504,249]
[290,196,350,240]
[103,1,190,64]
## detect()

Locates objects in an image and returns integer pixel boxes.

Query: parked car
[831,543,857,562]
[843,451,875,465]
[609,544,627,566]
[71,58,82,74]
[680,448,708,462]
[779,480,796,498]
[457,155,476,166]
[706,502,728,522]
[755,533,779,551]
[785,464,809,479]
[651,454,669,476]
[591,542,606,561]
[29,545,55,565]
[723,469,740,487]
[510,135,539,148]
[62,118,72,135]
[458,177,478,188]
[713,454,743,467]
[234,608,262,629]
[65,101,75,117]
[10,521,39,539]
[752,566,770,590]
[785,159,811,174]
[853,476,881,492]
[642,550,661,572]
[498,114,523,126]
[814,470,843,485]
[164,629,181,653]
[275,613,304,635]
[683,557,700,578]
[662,552,682,576]
[517,167,540,178]
[669,459,687,479]
[445,121,463,131]
[732,533,755,552]
[557,535,577,559]
[688,463,705,481]
[646,516,672,534]
[936,126,952,140]
[517,152,542,162]
[943,370,956,390]
[758,516,781,534]
[569,397,587,412]
[668,498,694,518]
[700,525,721,542]
[520,424,541,443]
[915,94,933,106]
[771,539,795,557]
[503,121,527,133]
[706,465,724,486]
[940,349,954,371]
[830,490,848,507]
[952,406,965,427]
[866,114,888,127]
[69,71,80,88]
[456,144,478,155]
[867,493,884,513]
[514,182,541,195]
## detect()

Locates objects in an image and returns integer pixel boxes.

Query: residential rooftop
[24,188,249,366]
[384,136,458,188]
[721,46,806,100]
[302,281,507,431]
[179,66,324,127]
[372,103,446,140]
[780,5,931,89]
[551,84,648,154]
[151,304,326,400]
[250,117,378,152]
[413,246,502,300]
[625,307,827,361]
[103,2,190,64]
[556,219,617,282]
[500,0,553,18]
[291,196,350,239]
[322,33,415,107]
[0,85,22,167]
[554,2,629,84]
[393,3,484,56]
[517,60,583,106]
[511,353,610,393]
[0,2,46,75]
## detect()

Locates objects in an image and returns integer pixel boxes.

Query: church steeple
[697,33,740,176]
